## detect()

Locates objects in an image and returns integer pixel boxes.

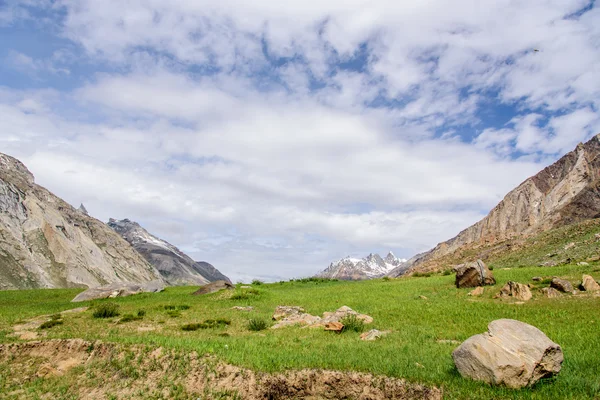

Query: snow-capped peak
[317,252,407,280]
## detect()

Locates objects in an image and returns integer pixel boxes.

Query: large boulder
[452,319,563,388]
[550,277,573,293]
[540,287,562,298]
[495,281,532,301]
[580,275,600,292]
[454,260,496,288]
[191,280,234,295]
[72,280,165,302]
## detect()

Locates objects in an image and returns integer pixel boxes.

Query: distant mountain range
[389,134,600,277]
[108,218,229,285]
[316,252,406,280]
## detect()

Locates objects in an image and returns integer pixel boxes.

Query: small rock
[580,275,600,292]
[324,322,344,332]
[232,306,254,311]
[577,262,589,266]
[360,329,389,341]
[192,280,234,296]
[452,319,563,388]
[551,278,573,293]
[418,295,428,300]
[594,233,600,241]
[454,260,495,288]
[272,306,306,321]
[468,286,484,296]
[540,261,558,267]
[532,276,542,282]
[495,281,532,301]
[436,339,461,345]
[564,242,575,250]
[540,287,562,298]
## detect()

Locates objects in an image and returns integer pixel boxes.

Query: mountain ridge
[317,251,406,280]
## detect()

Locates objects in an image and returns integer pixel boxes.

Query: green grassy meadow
[1,263,599,399]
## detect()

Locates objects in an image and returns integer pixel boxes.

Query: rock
[595,233,600,241]
[271,313,322,329]
[321,306,373,324]
[540,287,562,298]
[360,329,389,341]
[436,339,461,345]
[191,280,234,295]
[540,261,558,267]
[468,286,484,296]
[72,280,165,302]
[577,261,589,266]
[452,319,563,388]
[272,306,306,321]
[232,306,254,311]
[495,281,532,301]
[454,260,495,288]
[564,242,575,250]
[324,322,344,332]
[551,278,573,293]
[580,275,600,292]
[532,276,542,281]
[418,295,428,300]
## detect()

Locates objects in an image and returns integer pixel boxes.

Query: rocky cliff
[389,134,600,276]
[107,218,230,285]
[0,153,163,289]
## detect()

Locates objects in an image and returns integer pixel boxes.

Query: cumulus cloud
[0,0,598,280]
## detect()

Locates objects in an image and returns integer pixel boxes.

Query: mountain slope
[107,218,230,285]
[317,252,406,280]
[0,153,163,290]
[389,134,600,276]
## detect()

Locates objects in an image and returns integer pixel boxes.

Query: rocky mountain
[107,218,230,285]
[317,252,406,280]
[0,153,163,290]
[388,134,600,277]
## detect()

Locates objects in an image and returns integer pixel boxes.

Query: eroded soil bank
[0,339,442,400]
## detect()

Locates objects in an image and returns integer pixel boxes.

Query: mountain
[107,218,230,285]
[388,134,600,277]
[317,252,406,280]
[0,153,163,290]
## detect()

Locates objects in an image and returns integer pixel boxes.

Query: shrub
[230,288,261,300]
[163,305,190,311]
[340,314,365,333]
[382,276,391,281]
[247,318,269,331]
[50,313,62,321]
[181,319,231,331]
[413,272,432,278]
[92,303,120,319]
[251,279,263,285]
[119,314,143,323]
[442,269,453,276]
[40,319,63,329]
[166,310,181,318]
[136,309,146,317]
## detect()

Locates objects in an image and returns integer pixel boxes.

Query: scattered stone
[418,295,428,300]
[324,322,344,332]
[72,280,165,302]
[580,275,600,292]
[192,280,234,296]
[321,306,374,324]
[232,306,254,311]
[495,281,532,301]
[415,363,425,369]
[436,339,461,345]
[532,276,542,282]
[546,252,558,258]
[452,319,563,388]
[468,286,484,296]
[564,242,575,250]
[540,287,562,298]
[577,262,590,266]
[272,306,306,321]
[271,313,321,329]
[551,278,573,293]
[454,260,495,288]
[360,329,389,341]
[595,233,600,241]
[540,261,558,267]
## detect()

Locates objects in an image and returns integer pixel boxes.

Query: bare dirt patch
[0,339,442,399]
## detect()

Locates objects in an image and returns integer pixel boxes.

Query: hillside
[108,218,230,285]
[389,134,600,276]
[0,153,163,289]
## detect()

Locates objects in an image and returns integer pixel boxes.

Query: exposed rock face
[389,135,600,276]
[0,153,163,290]
[454,260,495,288]
[495,281,532,301]
[72,281,165,302]
[271,306,373,329]
[452,319,563,388]
[551,277,574,293]
[317,252,406,280]
[580,274,600,292]
[108,219,229,286]
[191,280,234,295]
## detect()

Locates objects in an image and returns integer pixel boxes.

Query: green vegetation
[247,318,269,331]
[0,261,599,398]
[40,319,63,329]
[182,319,231,331]
[92,303,120,319]
[340,314,365,333]
[229,288,262,300]
[251,279,263,285]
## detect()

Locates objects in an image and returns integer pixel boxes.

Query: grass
[92,303,120,319]
[340,314,365,333]
[247,318,269,331]
[0,263,599,399]
[39,319,63,329]
[182,319,231,331]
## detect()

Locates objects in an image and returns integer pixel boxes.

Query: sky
[0,1,599,282]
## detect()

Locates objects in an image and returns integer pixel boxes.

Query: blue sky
[0,0,599,281]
